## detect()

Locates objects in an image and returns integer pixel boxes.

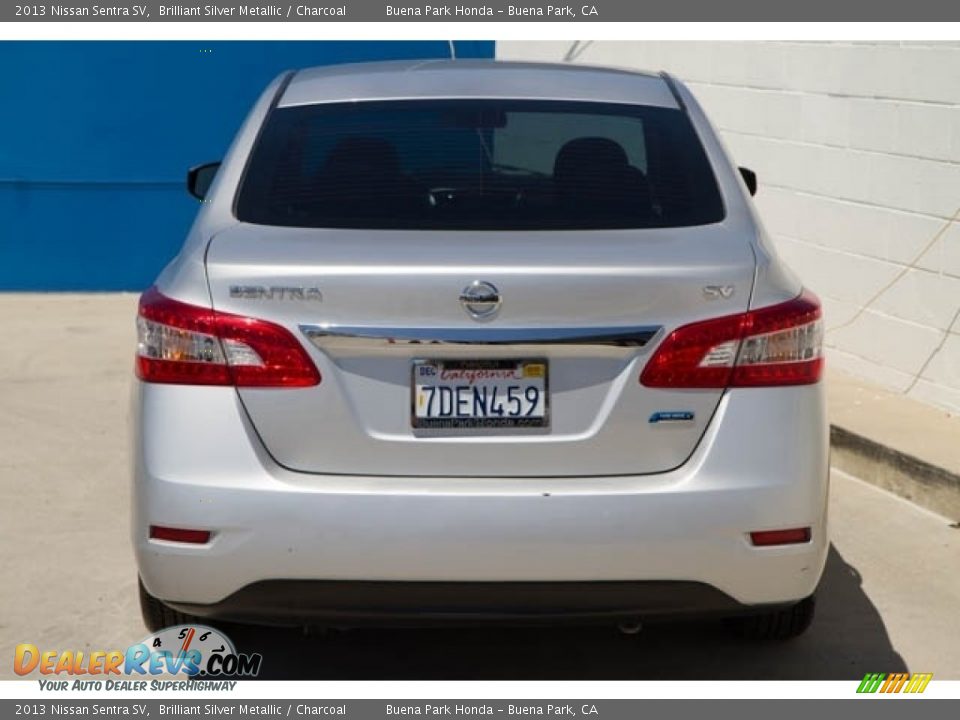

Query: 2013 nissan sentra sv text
[133,60,828,641]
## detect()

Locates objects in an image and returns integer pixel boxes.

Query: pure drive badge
[649,411,695,423]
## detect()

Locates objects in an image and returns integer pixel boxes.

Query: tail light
[641,290,822,388]
[136,287,320,387]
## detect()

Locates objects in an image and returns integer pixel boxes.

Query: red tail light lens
[136,287,320,387]
[640,290,823,389]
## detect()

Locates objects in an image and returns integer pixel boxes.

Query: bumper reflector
[749,527,811,546]
[149,525,211,544]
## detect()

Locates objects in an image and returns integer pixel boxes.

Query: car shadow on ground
[224,544,906,679]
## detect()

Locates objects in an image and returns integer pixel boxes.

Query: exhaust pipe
[617,620,643,635]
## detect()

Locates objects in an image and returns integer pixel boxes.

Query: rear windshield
[235,99,725,230]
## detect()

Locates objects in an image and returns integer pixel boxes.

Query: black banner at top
[4,0,959,21]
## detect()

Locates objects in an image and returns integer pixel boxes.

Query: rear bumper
[168,580,774,626]
[133,382,830,616]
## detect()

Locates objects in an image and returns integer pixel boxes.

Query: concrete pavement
[0,294,957,679]
[827,367,960,520]
[828,368,960,479]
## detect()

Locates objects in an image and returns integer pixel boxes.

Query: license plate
[412,359,549,429]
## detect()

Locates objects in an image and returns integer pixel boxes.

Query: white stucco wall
[497,41,960,414]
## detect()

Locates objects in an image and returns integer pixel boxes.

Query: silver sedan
[133,60,828,641]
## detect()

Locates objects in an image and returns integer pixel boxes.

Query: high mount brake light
[640,290,823,389]
[135,287,321,387]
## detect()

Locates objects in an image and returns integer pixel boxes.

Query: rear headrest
[553,137,630,181]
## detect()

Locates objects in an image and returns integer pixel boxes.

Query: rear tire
[138,576,202,632]
[725,595,815,641]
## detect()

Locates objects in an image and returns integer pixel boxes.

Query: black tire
[138,576,202,632]
[725,595,816,641]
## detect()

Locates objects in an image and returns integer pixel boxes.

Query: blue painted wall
[0,41,494,291]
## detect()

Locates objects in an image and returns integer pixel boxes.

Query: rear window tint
[235,99,725,230]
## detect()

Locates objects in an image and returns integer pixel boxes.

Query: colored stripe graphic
[904,673,934,694]
[880,673,908,693]
[857,672,932,694]
[857,673,886,693]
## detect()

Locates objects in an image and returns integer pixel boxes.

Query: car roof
[278,60,679,110]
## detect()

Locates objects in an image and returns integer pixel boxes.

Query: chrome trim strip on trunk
[300,324,662,347]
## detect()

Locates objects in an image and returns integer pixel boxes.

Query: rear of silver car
[133,61,828,637]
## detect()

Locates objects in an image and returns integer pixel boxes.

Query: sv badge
[703,285,735,300]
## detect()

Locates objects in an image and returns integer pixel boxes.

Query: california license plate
[412,359,549,429]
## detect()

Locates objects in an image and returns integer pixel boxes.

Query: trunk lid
[205,223,755,477]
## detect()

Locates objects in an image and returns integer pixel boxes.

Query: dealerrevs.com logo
[14,625,262,688]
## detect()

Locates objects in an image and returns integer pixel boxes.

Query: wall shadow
[224,544,906,680]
